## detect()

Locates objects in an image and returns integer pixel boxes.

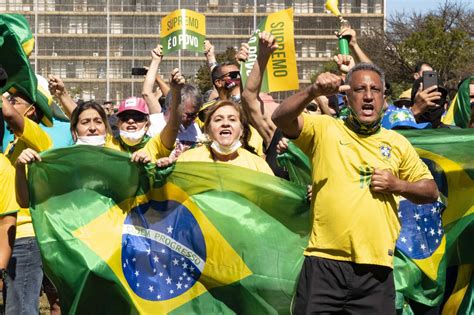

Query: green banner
[160,9,206,55]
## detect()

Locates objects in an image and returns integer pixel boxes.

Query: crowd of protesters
[1,22,473,315]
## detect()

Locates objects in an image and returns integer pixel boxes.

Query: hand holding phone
[422,71,438,91]
[131,67,148,76]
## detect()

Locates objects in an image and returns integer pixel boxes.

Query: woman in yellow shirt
[172,100,273,175]
[48,69,185,162]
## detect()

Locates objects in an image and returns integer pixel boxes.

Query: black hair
[70,101,111,141]
[414,61,433,74]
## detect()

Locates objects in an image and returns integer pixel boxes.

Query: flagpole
[106,0,110,101]
[253,0,257,31]
[178,0,181,70]
[34,0,38,73]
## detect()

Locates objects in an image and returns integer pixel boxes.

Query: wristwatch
[208,61,218,69]
[0,268,8,280]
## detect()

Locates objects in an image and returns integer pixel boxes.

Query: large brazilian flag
[396,129,474,314]
[29,146,309,314]
[29,129,474,314]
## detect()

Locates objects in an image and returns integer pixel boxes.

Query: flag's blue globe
[121,200,206,301]
[396,158,447,259]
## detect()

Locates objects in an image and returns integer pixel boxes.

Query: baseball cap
[382,106,431,130]
[117,97,149,115]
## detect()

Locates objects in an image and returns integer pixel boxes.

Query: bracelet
[208,61,218,68]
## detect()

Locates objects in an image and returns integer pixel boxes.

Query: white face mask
[210,140,242,156]
[119,128,146,146]
[75,135,106,147]
[230,93,241,103]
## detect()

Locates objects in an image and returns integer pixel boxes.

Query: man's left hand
[370,168,403,194]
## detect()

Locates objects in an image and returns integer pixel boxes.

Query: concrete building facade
[3,0,385,103]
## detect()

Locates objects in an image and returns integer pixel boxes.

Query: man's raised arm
[241,32,278,146]
[272,72,348,138]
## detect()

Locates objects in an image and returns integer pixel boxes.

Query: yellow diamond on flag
[73,182,252,314]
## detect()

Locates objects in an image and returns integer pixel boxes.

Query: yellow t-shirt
[5,118,53,164]
[0,154,19,216]
[142,134,172,163]
[177,145,274,176]
[104,134,124,152]
[293,114,433,268]
[105,134,171,163]
[248,126,264,157]
[4,119,53,239]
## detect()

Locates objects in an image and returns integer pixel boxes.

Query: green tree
[359,0,474,95]
[195,47,238,94]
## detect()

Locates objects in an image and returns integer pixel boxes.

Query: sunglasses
[183,112,198,119]
[8,95,32,107]
[219,71,241,80]
[119,112,148,122]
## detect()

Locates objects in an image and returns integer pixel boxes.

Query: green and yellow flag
[240,8,299,92]
[29,146,309,314]
[392,129,474,311]
[160,9,206,55]
[442,77,474,128]
[28,129,474,313]
[0,14,37,104]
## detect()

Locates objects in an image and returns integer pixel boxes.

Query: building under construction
[3,0,385,103]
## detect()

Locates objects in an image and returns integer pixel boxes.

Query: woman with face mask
[115,97,151,150]
[48,70,185,162]
[172,100,273,174]
[14,100,156,205]
[69,101,110,147]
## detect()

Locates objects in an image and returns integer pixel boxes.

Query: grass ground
[39,294,50,314]
[1,292,52,314]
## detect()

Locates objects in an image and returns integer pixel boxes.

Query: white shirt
[147,113,202,145]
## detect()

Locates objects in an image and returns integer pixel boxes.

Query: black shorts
[292,256,395,315]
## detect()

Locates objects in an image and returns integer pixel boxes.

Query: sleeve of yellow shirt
[292,113,320,159]
[0,155,20,216]
[21,118,53,152]
[142,134,172,163]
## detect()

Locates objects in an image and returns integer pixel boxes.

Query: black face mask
[417,105,445,128]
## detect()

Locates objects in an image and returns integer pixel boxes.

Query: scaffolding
[3,0,384,103]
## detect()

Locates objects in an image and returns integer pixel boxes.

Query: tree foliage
[359,0,474,96]
[194,47,238,94]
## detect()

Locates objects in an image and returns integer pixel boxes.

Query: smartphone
[131,67,148,76]
[422,71,438,90]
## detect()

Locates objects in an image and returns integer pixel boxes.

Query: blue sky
[386,0,473,17]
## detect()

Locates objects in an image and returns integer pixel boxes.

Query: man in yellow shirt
[2,76,53,314]
[272,63,439,314]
